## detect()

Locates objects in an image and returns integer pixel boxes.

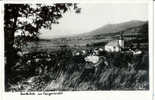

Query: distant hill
[24,20,148,53]
[69,20,148,46]
[39,20,148,47]
[84,20,147,36]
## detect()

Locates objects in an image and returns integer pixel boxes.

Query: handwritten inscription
[20,91,63,96]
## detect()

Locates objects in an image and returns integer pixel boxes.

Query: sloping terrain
[63,20,148,46]
[84,20,146,36]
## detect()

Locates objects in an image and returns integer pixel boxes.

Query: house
[104,36,124,52]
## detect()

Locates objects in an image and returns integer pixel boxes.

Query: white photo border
[0,0,154,100]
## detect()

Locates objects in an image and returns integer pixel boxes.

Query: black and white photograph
[4,2,150,92]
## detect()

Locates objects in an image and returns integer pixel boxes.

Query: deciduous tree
[4,3,80,89]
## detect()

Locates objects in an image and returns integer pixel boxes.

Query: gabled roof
[105,40,119,47]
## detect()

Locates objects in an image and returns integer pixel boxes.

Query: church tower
[118,33,124,50]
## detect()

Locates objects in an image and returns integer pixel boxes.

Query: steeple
[119,32,124,40]
[118,32,124,49]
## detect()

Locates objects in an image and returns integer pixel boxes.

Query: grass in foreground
[6,47,149,91]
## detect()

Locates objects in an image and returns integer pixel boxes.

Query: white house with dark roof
[104,39,124,52]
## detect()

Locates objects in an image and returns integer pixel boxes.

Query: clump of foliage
[7,47,149,91]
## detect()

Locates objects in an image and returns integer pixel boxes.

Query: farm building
[104,34,124,52]
[104,39,124,52]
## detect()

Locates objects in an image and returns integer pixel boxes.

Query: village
[7,32,149,91]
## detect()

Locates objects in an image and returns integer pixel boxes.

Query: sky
[39,3,148,39]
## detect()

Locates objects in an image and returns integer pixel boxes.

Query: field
[6,40,149,91]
